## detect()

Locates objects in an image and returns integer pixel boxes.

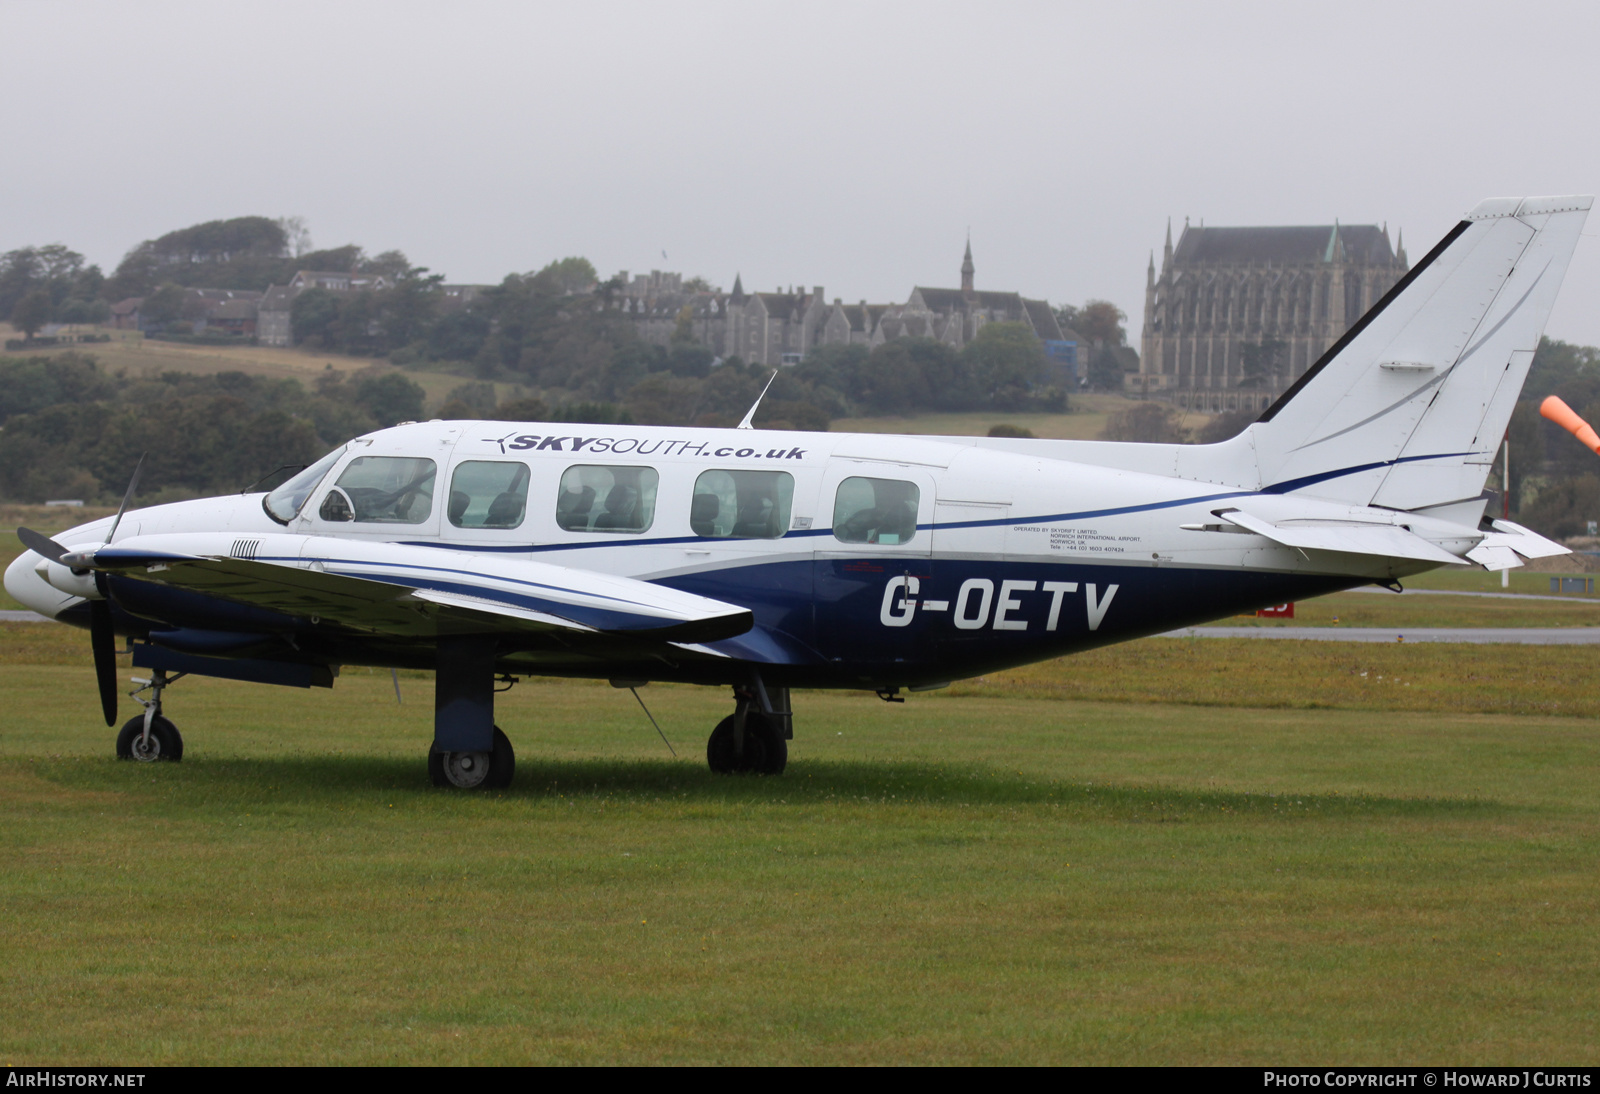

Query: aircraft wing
[74,532,753,644]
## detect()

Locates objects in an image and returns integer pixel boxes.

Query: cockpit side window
[263,445,347,524]
[832,476,919,545]
[556,465,658,533]
[692,469,794,539]
[318,456,437,524]
[448,460,530,529]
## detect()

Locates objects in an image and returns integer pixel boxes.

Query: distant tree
[0,244,96,319]
[297,244,364,272]
[10,289,52,339]
[361,250,412,281]
[962,322,1050,410]
[354,372,425,427]
[670,304,697,346]
[1193,407,1256,444]
[1076,300,1127,346]
[108,216,293,296]
[1520,472,1600,540]
[664,343,714,378]
[1526,336,1600,403]
[494,396,549,422]
[1086,345,1126,392]
[290,288,342,346]
[859,340,932,413]
[1101,401,1188,443]
[682,276,717,293]
[139,283,186,328]
[626,372,712,426]
[442,381,497,416]
[377,266,445,351]
[277,216,313,257]
[57,296,111,325]
[1506,399,1541,513]
[987,423,1036,438]
[429,310,490,361]
[528,257,598,296]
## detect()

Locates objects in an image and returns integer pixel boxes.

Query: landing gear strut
[116,670,184,762]
[707,683,790,775]
[428,636,515,789]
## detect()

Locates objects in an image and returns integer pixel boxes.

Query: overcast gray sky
[4,0,1598,349]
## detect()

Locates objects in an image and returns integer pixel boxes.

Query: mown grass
[7,622,1600,717]
[1404,567,1600,597]
[1,637,1599,1063]
[948,637,1600,717]
[1198,588,1600,629]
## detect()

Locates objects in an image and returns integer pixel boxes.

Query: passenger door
[812,462,935,673]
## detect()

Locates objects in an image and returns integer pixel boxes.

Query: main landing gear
[115,670,184,762]
[429,726,515,789]
[428,636,517,790]
[707,684,791,776]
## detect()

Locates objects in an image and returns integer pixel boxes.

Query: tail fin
[1249,196,1591,509]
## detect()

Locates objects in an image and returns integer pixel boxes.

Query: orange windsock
[1540,395,1600,454]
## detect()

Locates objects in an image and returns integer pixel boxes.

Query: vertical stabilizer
[1248,196,1590,508]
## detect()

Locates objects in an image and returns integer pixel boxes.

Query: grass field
[2,625,1598,1064]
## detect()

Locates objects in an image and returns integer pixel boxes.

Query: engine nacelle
[35,558,102,600]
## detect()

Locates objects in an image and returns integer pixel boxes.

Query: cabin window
[264,445,346,523]
[318,456,436,524]
[832,477,919,545]
[692,469,793,539]
[447,460,529,529]
[556,465,658,533]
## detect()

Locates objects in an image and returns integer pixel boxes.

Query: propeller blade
[105,453,147,545]
[89,599,118,727]
[17,526,68,564]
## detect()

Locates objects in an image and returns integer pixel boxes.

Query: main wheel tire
[706,712,787,776]
[429,726,515,789]
[116,715,183,762]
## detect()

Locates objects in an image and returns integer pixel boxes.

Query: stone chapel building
[1137,219,1409,412]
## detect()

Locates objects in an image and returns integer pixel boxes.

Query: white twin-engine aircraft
[7,196,1590,787]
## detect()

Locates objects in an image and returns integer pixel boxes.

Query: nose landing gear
[115,670,185,762]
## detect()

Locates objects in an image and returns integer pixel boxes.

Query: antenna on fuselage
[736,369,780,430]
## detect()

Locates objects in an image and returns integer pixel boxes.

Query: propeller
[15,453,146,728]
[89,600,118,726]
[16,526,68,565]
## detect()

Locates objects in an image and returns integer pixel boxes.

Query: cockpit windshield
[263,445,347,524]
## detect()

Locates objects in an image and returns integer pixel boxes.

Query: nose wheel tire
[707,712,787,775]
[429,726,515,789]
[116,716,183,762]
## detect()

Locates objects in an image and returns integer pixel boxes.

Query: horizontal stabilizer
[1466,518,1569,571]
[1215,507,1464,564]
